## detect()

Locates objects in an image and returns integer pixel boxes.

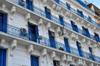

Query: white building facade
[0,0,100,66]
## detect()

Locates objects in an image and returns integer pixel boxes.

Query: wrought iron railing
[9,0,100,42]
[54,0,100,28]
[0,23,100,63]
[74,0,94,13]
[7,0,100,62]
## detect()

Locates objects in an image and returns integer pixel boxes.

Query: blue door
[55,0,59,3]
[59,16,64,26]
[48,30,56,48]
[0,13,7,33]
[64,38,70,53]
[76,41,83,57]
[26,0,33,11]
[89,47,95,61]
[45,6,51,19]
[28,23,39,42]
[82,26,90,38]
[71,21,79,32]
[0,49,6,66]
[31,56,39,66]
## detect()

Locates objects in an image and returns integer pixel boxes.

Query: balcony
[74,0,94,13]
[53,0,100,28]
[8,0,100,45]
[0,24,100,63]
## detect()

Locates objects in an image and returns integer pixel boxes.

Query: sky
[83,0,100,8]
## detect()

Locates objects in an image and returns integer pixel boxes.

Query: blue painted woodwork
[48,30,56,48]
[77,41,83,57]
[31,56,39,66]
[0,49,6,66]
[64,38,70,53]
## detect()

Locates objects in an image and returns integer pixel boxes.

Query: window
[31,56,39,66]
[94,33,99,42]
[48,30,56,48]
[53,60,60,66]
[77,41,83,57]
[28,22,39,42]
[88,16,91,19]
[70,64,75,66]
[45,6,51,19]
[0,12,7,33]
[0,49,7,66]
[66,3,70,7]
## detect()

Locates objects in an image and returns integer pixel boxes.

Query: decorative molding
[41,48,47,63]
[81,20,84,24]
[1,4,6,11]
[42,48,47,57]
[42,0,47,4]
[67,55,73,63]
[10,6,16,15]
[10,39,17,57]
[61,54,67,62]
[81,38,86,43]
[87,40,91,45]
[76,18,79,22]
[56,27,61,33]
[87,23,90,27]
[56,6,61,13]
[76,59,83,66]
[46,22,51,30]
[25,13,31,22]
[83,60,86,66]
[52,4,56,10]
[28,45,34,54]
[60,11,64,16]
[51,51,56,65]
[89,63,93,66]
[0,38,6,48]
[38,19,43,26]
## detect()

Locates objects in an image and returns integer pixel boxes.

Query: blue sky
[83,0,100,8]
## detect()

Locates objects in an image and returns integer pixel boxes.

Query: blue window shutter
[45,6,51,19]
[48,30,56,48]
[77,41,83,57]
[71,21,74,31]
[35,25,39,43]
[89,47,92,53]
[3,14,7,33]
[0,17,2,31]
[29,0,33,11]
[81,11,83,17]
[75,25,79,33]
[31,56,39,66]
[86,28,90,38]
[3,50,6,66]
[94,33,100,42]
[64,38,70,53]
[59,16,64,26]
[55,0,59,3]
[26,0,33,11]
[0,49,6,66]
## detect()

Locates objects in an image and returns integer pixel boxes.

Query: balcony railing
[0,24,100,63]
[54,0,100,28]
[9,0,100,43]
[6,0,100,61]
[74,0,94,13]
